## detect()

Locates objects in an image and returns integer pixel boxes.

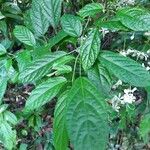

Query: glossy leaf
[23,77,66,114]
[66,77,109,150]
[78,3,104,18]
[54,91,69,150]
[30,0,49,37]
[80,29,100,70]
[116,8,150,31]
[99,51,150,87]
[19,51,71,83]
[61,14,82,37]
[13,25,36,46]
[43,0,63,29]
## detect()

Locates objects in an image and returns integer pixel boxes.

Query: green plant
[0,0,150,149]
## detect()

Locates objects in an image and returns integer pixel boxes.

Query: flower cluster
[117,0,135,6]
[110,86,137,112]
[119,48,149,61]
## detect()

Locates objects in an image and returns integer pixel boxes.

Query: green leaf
[30,0,49,37]
[66,77,109,150]
[43,0,63,29]
[3,111,18,125]
[23,77,66,114]
[88,63,111,97]
[99,51,150,87]
[78,3,104,18]
[47,30,68,48]
[0,122,16,150]
[13,25,36,46]
[116,8,150,31]
[80,29,100,70]
[0,11,5,20]
[0,77,7,104]
[16,50,32,72]
[96,20,129,31]
[0,44,6,55]
[61,14,82,37]
[54,91,69,150]
[53,65,72,76]
[139,114,150,143]
[19,51,72,83]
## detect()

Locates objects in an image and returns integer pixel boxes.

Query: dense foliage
[0,0,150,149]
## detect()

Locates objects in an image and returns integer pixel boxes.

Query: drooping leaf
[43,0,63,29]
[99,51,150,87]
[116,8,150,31]
[66,77,109,150]
[88,63,111,97]
[30,0,49,37]
[0,77,7,104]
[78,3,104,18]
[0,11,5,20]
[19,51,72,83]
[61,14,82,37]
[0,122,16,150]
[0,44,6,55]
[80,28,100,70]
[23,77,66,114]
[54,91,69,150]
[13,25,36,46]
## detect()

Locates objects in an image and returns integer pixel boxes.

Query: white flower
[142,63,150,71]
[120,88,137,104]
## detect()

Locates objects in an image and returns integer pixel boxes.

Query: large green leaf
[116,8,150,31]
[23,77,66,114]
[80,29,100,70]
[0,77,7,104]
[88,63,111,97]
[54,91,69,150]
[13,25,36,46]
[61,14,82,37]
[66,77,109,150]
[30,0,49,37]
[0,44,6,55]
[0,122,16,150]
[78,3,104,18]
[19,51,72,83]
[99,51,150,87]
[43,0,63,29]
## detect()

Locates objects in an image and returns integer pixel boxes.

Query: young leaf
[54,91,69,150]
[30,0,49,37]
[0,77,7,104]
[99,51,150,87]
[13,25,36,46]
[116,8,150,31]
[66,77,109,150]
[88,63,111,97]
[61,14,83,37]
[78,3,104,18]
[0,44,6,55]
[19,51,72,83]
[23,77,66,114]
[43,0,63,29]
[79,29,100,70]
